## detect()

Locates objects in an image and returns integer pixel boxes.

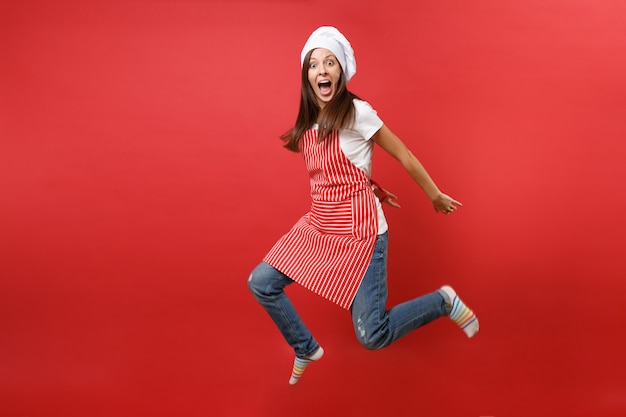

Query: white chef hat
[300,26,357,82]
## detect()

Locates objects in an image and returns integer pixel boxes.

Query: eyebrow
[309,54,336,62]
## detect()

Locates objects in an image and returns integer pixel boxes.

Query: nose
[316,64,327,76]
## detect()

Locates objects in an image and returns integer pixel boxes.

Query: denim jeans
[248,232,448,357]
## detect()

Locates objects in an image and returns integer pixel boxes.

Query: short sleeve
[353,99,384,140]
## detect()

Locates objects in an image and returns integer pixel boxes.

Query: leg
[248,262,320,357]
[248,262,324,384]
[350,232,448,350]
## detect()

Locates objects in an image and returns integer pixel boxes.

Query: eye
[309,62,317,69]
[326,60,334,66]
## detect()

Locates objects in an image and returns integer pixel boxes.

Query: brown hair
[281,49,359,152]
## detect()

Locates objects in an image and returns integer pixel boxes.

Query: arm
[371,125,462,215]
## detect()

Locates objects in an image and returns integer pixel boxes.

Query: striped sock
[289,346,324,385]
[440,286,479,338]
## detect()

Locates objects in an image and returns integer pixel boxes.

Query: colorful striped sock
[289,346,324,385]
[440,286,479,338]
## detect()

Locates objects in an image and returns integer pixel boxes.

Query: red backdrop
[2,1,625,416]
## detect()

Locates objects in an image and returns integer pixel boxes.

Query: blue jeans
[248,232,448,357]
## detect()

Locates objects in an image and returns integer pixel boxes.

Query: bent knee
[357,334,387,350]
[247,262,278,298]
[247,266,264,296]
[354,317,388,350]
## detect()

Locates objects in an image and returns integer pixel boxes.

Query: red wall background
[2,1,625,416]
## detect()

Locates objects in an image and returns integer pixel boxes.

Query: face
[307,48,342,108]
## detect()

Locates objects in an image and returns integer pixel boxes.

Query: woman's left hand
[432,193,462,215]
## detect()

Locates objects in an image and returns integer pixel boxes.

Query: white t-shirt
[315,98,388,234]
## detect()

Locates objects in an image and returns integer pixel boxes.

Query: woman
[248,26,479,385]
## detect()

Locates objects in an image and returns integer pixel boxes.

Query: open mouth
[318,81,332,95]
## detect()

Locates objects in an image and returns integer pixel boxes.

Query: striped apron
[264,128,378,310]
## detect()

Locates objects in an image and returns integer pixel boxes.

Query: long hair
[281,49,359,152]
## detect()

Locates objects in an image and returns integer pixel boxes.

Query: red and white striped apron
[264,128,378,310]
